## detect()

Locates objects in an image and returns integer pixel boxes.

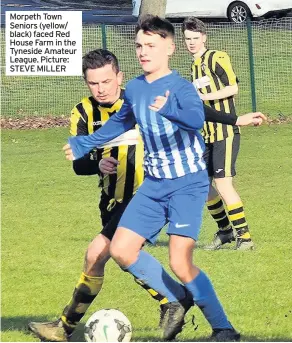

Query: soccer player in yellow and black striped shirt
[28,49,171,342]
[182,17,254,251]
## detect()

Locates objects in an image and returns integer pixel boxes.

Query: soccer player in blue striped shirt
[64,15,241,341]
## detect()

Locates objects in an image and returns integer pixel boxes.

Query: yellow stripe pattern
[70,96,145,203]
[224,136,233,177]
[192,50,238,143]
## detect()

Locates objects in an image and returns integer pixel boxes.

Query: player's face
[184,30,206,55]
[84,64,123,104]
[135,30,174,74]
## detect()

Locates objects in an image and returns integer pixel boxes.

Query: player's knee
[109,242,127,266]
[110,227,143,267]
[109,241,138,268]
[169,257,180,275]
[169,256,198,283]
[169,256,188,277]
[86,246,108,268]
[85,235,111,272]
[169,237,196,279]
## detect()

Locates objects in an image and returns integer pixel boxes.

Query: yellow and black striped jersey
[70,90,144,203]
[192,49,239,143]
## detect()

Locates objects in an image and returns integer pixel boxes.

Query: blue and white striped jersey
[69,71,206,179]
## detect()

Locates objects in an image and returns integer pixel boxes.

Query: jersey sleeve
[68,90,136,160]
[203,105,237,125]
[214,52,238,87]
[70,103,101,175]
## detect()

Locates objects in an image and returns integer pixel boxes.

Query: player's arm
[200,52,238,101]
[204,105,237,125]
[66,93,136,160]
[153,83,204,131]
[69,106,103,175]
[73,149,102,176]
[204,105,266,126]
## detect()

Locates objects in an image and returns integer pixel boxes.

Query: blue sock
[184,270,232,329]
[125,250,185,302]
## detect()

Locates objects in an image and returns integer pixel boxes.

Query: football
[84,309,132,342]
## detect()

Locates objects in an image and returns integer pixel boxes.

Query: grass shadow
[1,316,292,342]
[1,315,52,332]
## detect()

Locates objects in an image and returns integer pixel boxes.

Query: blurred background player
[182,17,254,251]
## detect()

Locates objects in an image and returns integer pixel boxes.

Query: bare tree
[139,0,167,17]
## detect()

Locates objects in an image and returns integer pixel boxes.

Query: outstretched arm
[65,96,136,160]
[204,105,237,125]
[204,106,266,126]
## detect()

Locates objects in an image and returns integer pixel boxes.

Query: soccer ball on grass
[84,309,132,342]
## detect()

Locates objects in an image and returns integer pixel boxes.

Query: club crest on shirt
[201,63,207,72]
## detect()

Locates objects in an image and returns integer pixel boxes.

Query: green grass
[1,124,292,342]
[2,21,292,117]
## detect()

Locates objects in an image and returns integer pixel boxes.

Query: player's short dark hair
[135,14,175,38]
[182,17,206,35]
[82,49,120,78]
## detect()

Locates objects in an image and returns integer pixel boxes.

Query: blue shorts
[118,170,209,244]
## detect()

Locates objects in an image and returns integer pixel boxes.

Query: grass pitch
[1,124,292,342]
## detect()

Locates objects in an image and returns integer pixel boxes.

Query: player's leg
[213,135,254,250]
[60,234,111,335]
[169,236,240,341]
[28,197,126,342]
[28,234,111,342]
[109,187,192,341]
[204,143,234,250]
[101,196,170,310]
[110,192,186,302]
[167,171,240,341]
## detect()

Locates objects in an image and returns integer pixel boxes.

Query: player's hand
[63,144,75,161]
[99,157,120,174]
[236,112,267,126]
[199,93,208,101]
[149,90,170,112]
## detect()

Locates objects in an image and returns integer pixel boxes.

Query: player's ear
[202,33,207,44]
[167,41,175,56]
[117,71,123,86]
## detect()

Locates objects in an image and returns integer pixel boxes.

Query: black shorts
[203,134,240,179]
[99,192,132,241]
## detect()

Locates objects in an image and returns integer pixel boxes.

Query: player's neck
[145,67,172,83]
[193,47,207,59]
